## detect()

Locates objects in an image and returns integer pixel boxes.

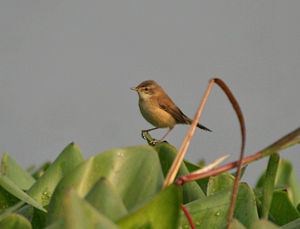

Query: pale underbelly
[139,101,176,128]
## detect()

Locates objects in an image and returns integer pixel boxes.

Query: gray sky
[1,1,299,185]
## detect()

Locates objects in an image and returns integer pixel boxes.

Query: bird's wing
[157,96,188,124]
[158,95,212,131]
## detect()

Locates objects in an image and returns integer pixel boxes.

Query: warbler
[131,80,211,142]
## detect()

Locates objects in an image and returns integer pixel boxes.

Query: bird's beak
[130,87,138,91]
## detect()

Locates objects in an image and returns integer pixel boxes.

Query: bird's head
[131,80,161,99]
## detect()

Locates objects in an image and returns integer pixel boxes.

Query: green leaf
[47,146,163,223]
[0,213,32,229]
[261,153,279,219]
[207,173,234,195]
[63,188,119,229]
[234,183,259,228]
[27,142,84,206]
[85,177,128,221]
[186,173,258,228]
[0,174,46,212]
[269,190,300,226]
[181,188,231,229]
[1,153,35,190]
[155,142,205,203]
[250,219,280,229]
[117,184,182,229]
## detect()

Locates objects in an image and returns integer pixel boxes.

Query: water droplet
[41,191,50,201]
[215,211,220,216]
[117,152,124,157]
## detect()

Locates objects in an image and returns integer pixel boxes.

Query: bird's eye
[144,87,149,91]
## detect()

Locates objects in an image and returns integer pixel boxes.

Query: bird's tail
[183,114,212,132]
[197,123,212,132]
[185,116,212,132]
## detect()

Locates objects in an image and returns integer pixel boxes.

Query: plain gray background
[1,1,299,186]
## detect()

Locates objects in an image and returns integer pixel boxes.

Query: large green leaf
[47,146,164,223]
[183,173,258,229]
[85,177,128,221]
[1,153,35,190]
[63,188,119,229]
[207,173,259,228]
[181,188,231,229]
[27,142,84,206]
[155,143,205,203]
[117,184,182,229]
[0,213,32,229]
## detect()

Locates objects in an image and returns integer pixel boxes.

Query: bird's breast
[138,98,176,128]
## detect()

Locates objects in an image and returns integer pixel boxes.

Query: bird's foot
[141,131,158,145]
[150,138,169,145]
[141,130,148,139]
[149,139,159,145]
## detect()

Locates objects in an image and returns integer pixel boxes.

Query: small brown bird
[131,80,211,142]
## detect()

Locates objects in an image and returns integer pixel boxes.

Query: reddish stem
[176,128,300,185]
[176,151,263,185]
[181,204,196,229]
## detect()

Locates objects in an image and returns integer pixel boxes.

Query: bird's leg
[158,127,174,142]
[141,127,158,139]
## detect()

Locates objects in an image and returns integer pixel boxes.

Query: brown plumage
[131,80,211,142]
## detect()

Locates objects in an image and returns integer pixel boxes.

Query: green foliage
[261,153,280,219]
[0,213,32,229]
[1,153,35,190]
[85,177,128,221]
[0,141,299,228]
[155,143,205,203]
[117,184,182,229]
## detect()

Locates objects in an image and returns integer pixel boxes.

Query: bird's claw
[149,139,159,145]
[141,130,147,139]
